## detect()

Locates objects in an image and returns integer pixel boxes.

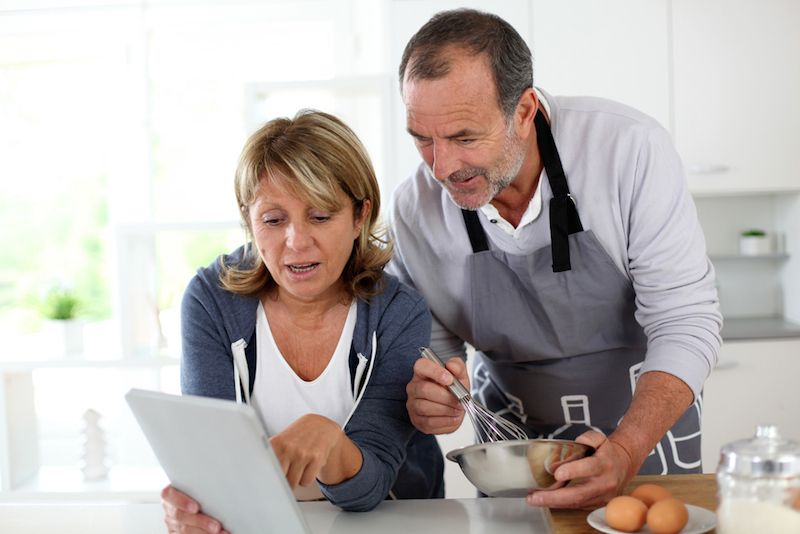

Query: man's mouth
[447,168,486,185]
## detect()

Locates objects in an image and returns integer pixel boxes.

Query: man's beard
[438,128,526,211]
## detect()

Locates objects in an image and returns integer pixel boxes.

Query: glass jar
[716,425,800,534]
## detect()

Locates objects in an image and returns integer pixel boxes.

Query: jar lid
[718,425,800,477]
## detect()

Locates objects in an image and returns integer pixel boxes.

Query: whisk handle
[419,347,470,401]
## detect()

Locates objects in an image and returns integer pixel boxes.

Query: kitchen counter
[0,474,717,533]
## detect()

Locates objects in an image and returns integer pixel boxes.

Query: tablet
[125,388,311,534]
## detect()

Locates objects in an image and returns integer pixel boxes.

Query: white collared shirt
[478,88,551,237]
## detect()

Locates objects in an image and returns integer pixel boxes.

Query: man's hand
[162,485,230,534]
[526,371,694,509]
[406,356,468,434]
[526,431,633,510]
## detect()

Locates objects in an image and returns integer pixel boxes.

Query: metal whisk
[420,347,528,443]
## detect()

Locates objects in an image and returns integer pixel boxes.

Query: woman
[162,110,444,533]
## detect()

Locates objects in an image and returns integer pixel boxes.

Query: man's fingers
[407,378,462,413]
[527,483,606,510]
[409,397,463,417]
[412,357,458,386]
[444,357,469,388]
[412,415,464,434]
[553,455,603,482]
[574,430,607,448]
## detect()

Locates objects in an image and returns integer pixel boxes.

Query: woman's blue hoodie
[180,246,444,511]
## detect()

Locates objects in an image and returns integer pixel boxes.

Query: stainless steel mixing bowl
[446,439,595,497]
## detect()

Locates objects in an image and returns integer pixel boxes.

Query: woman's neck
[262,286,351,330]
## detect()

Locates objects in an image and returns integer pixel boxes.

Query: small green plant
[42,287,80,320]
[740,229,766,237]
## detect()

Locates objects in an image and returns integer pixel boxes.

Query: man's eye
[457,138,474,145]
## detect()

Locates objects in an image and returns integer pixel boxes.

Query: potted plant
[739,229,771,256]
[41,286,83,356]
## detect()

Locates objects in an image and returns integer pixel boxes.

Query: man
[388,8,722,509]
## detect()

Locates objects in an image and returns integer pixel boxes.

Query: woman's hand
[526,431,633,510]
[161,485,230,534]
[270,414,362,488]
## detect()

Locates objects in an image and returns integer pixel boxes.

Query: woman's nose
[285,222,313,250]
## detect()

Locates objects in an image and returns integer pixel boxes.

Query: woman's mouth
[287,262,319,274]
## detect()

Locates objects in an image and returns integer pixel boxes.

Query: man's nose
[431,142,458,181]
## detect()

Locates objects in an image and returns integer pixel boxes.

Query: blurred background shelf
[709,253,789,262]
[720,317,800,341]
[0,466,164,502]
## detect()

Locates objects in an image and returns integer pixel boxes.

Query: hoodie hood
[193,244,404,360]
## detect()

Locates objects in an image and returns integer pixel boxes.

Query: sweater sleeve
[386,187,467,360]
[318,288,432,511]
[180,274,236,400]
[626,126,723,398]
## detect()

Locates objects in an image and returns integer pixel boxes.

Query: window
[0,0,394,492]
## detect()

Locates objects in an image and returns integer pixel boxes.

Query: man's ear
[514,88,539,138]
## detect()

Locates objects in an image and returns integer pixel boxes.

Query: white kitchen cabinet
[0,358,176,496]
[530,0,671,129]
[671,0,800,195]
[700,339,800,472]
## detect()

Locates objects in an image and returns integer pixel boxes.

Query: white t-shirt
[252,300,357,499]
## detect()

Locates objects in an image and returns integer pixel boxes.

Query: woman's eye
[311,214,331,223]
[262,217,283,226]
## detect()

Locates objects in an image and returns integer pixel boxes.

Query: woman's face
[248,177,367,304]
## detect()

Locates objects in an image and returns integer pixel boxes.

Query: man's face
[402,52,526,210]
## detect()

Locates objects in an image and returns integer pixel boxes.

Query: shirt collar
[478,88,549,237]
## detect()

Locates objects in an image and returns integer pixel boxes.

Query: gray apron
[460,111,701,474]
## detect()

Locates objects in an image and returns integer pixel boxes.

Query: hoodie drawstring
[232,338,249,404]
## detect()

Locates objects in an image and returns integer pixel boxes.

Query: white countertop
[0,498,554,534]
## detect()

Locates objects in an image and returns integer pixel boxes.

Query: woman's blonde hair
[220,109,392,299]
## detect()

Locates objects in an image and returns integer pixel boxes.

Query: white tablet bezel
[125,388,310,534]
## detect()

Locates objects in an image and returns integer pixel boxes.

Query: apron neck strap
[461,209,489,253]
[535,110,583,272]
[460,109,583,271]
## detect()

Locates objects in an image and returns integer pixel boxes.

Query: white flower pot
[43,319,84,357]
[739,235,771,256]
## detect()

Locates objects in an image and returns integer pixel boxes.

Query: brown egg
[646,497,689,534]
[630,483,673,508]
[605,495,648,532]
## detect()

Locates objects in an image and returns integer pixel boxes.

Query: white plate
[587,503,716,534]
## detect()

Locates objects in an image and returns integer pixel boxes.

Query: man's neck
[490,104,549,228]
[491,149,543,228]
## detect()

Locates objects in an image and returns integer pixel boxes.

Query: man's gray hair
[398,8,533,120]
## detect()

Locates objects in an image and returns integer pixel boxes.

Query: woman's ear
[354,198,372,237]
[358,198,371,226]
